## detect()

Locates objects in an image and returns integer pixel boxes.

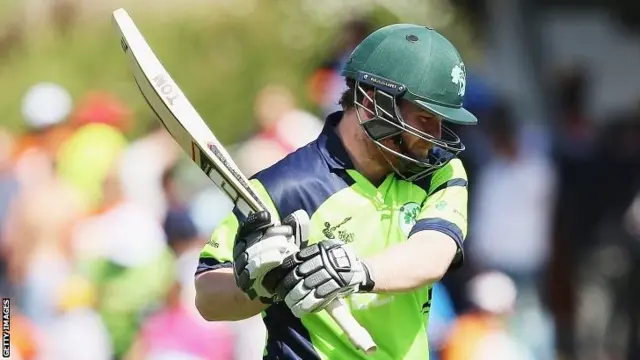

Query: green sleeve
[411,158,469,265]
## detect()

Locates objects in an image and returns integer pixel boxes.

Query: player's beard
[353,108,438,180]
[399,135,432,160]
[380,133,433,170]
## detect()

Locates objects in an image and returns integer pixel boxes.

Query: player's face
[385,100,442,160]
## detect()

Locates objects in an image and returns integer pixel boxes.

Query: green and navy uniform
[197,111,469,360]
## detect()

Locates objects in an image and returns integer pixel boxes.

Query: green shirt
[197,111,469,360]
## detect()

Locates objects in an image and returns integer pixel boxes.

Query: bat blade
[112,8,262,219]
[112,8,376,354]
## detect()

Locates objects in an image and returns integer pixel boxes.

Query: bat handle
[282,210,376,353]
[325,299,377,354]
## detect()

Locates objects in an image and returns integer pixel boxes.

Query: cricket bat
[111,8,377,354]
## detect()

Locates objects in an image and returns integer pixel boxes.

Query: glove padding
[233,210,302,303]
[264,239,375,318]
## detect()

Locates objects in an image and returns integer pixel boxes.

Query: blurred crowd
[2,14,640,360]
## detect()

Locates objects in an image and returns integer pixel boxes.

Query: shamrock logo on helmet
[451,62,466,96]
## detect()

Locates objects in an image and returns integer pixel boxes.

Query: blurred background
[1,0,640,359]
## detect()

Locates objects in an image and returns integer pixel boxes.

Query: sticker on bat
[206,142,264,208]
[151,74,180,106]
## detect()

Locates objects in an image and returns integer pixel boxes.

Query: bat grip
[247,211,376,353]
[325,299,377,354]
[276,212,376,354]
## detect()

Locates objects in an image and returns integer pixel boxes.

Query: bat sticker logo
[206,142,264,208]
[151,74,180,106]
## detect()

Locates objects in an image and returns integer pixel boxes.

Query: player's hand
[233,210,310,304]
[233,210,299,303]
[265,239,375,318]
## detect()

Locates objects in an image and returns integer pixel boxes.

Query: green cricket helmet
[341,24,477,181]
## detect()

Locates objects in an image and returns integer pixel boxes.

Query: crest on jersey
[399,202,420,236]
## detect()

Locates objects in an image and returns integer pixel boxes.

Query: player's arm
[195,270,267,321]
[269,159,468,317]
[194,209,268,321]
[195,179,291,321]
[364,158,468,293]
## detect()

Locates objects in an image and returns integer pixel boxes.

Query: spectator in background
[547,65,600,358]
[126,250,235,360]
[234,83,323,177]
[55,91,131,211]
[162,165,204,256]
[470,101,557,284]
[441,271,534,360]
[571,106,640,360]
[551,65,598,160]
[13,82,74,163]
[468,101,557,359]
[188,184,234,243]
[45,274,113,360]
[2,154,84,327]
[70,91,134,134]
[119,121,181,222]
[2,86,86,326]
[70,159,175,359]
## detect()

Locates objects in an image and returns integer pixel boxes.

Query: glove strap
[259,296,276,305]
[359,261,376,292]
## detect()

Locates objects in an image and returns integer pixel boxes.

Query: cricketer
[194,23,477,359]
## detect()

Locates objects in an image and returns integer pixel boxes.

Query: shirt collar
[316,111,354,170]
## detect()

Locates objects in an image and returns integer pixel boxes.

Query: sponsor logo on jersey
[322,217,355,243]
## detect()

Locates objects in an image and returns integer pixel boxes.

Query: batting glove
[263,239,375,318]
[232,210,308,304]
